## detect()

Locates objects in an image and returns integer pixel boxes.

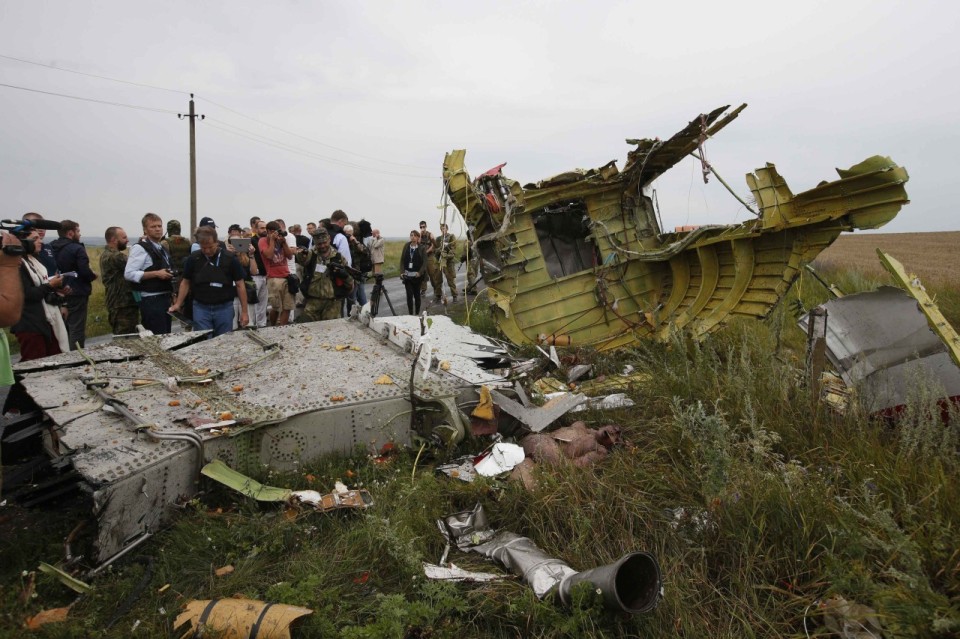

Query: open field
[1,238,959,637]
[815,231,960,287]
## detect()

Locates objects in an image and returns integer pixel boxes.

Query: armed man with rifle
[295,227,354,322]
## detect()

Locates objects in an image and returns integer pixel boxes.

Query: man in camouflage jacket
[295,228,352,323]
[100,226,140,335]
[434,223,458,301]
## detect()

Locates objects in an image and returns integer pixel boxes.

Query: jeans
[64,295,89,349]
[193,300,235,337]
[355,277,368,306]
[139,293,172,335]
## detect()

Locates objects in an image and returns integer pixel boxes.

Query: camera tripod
[369,273,396,318]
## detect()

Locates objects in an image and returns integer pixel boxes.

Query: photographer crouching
[295,228,354,322]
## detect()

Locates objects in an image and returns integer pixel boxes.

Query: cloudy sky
[2,0,957,240]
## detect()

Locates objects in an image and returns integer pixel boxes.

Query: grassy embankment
[1,233,959,637]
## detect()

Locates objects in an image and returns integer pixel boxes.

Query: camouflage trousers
[420,255,442,299]
[466,258,478,293]
[439,256,457,298]
[109,305,140,336]
[296,298,341,323]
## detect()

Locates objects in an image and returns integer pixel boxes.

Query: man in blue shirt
[125,213,175,335]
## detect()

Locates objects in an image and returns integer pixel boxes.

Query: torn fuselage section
[443,105,910,350]
[533,201,601,279]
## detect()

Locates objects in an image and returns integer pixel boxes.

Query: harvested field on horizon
[815,231,960,286]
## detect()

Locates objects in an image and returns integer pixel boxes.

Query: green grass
[2,266,960,637]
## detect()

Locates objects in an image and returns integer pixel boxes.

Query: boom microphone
[9,218,63,231]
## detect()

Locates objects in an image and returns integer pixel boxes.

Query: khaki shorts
[267,277,296,312]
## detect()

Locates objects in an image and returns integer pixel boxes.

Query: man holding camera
[51,220,98,349]
[125,213,175,335]
[258,220,296,326]
[296,227,352,322]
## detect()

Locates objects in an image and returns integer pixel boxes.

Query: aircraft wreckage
[444,104,910,350]
[3,313,512,568]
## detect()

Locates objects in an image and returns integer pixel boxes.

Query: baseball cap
[312,228,330,242]
[167,219,181,233]
[198,216,217,228]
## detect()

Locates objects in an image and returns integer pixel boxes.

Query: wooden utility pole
[179,94,204,232]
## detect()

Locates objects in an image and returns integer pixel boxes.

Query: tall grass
[2,265,959,637]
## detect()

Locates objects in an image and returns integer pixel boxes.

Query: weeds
[3,265,960,637]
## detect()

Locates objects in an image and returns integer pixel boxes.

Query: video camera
[327,261,363,281]
[0,218,62,256]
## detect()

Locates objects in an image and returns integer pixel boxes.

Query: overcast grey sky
[2,0,957,239]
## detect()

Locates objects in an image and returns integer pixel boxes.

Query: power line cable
[1,51,435,172]
[0,81,179,114]
[205,120,436,179]
[0,52,186,95]
[197,94,435,172]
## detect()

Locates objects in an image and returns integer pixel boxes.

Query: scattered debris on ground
[437,503,662,613]
[174,598,313,639]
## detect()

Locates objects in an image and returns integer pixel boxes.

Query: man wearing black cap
[190,216,218,252]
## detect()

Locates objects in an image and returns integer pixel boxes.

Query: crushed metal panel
[364,313,512,387]
[13,316,500,566]
[799,286,960,413]
[490,389,586,433]
[877,249,960,367]
[11,332,207,373]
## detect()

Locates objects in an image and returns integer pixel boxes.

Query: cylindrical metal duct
[558,551,662,614]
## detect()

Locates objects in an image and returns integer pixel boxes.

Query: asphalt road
[363,269,477,317]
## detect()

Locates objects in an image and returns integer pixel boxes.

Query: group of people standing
[6,211,478,365]
[399,221,459,315]
[6,210,393,363]
[11,214,95,361]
